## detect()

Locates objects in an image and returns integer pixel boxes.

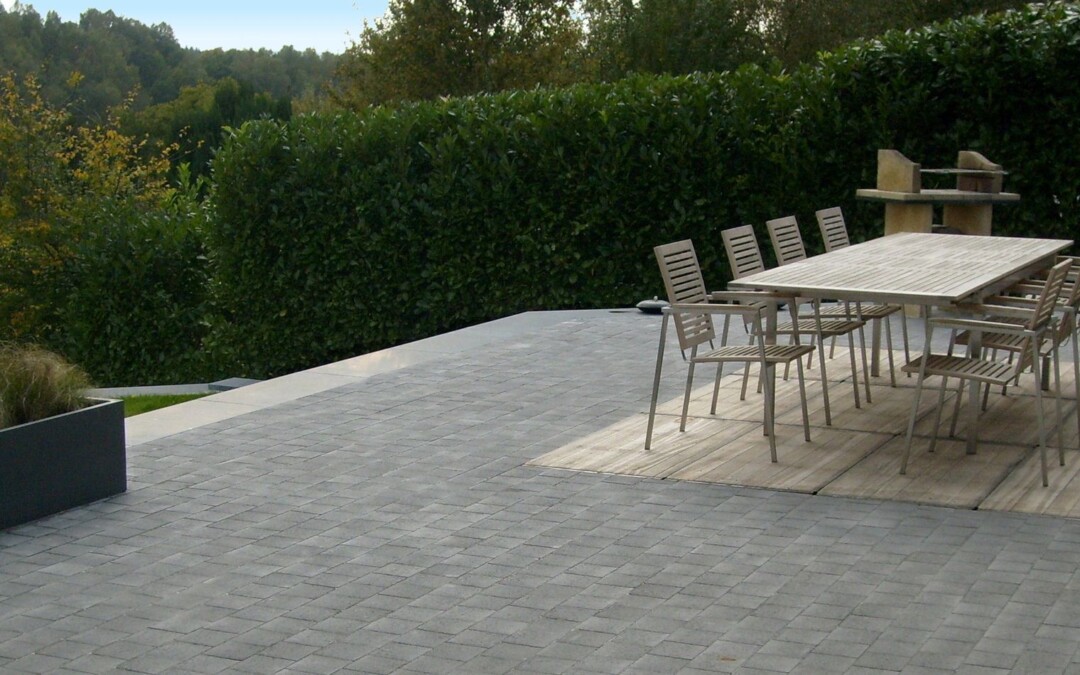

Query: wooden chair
[652,239,738,414]
[721,225,767,280]
[719,224,792,400]
[643,240,812,457]
[952,255,1080,441]
[759,217,872,418]
[901,258,1073,486]
[720,224,867,425]
[813,206,910,381]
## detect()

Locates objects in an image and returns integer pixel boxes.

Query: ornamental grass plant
[0,344,91,429]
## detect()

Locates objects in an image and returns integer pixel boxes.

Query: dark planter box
[0,398,126,530]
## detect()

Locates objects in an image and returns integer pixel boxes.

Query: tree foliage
[757,0,1034,68]
[334,0,1041,104]
[0,71,214,386]
[583,0,769,80]
[0,3,338,121]
[123,78,291,179]
[332,0,586,107]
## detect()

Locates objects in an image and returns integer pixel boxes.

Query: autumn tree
[0,72,174,340]
[332,0,585,107]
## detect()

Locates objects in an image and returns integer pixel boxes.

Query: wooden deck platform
[529,351,1080,516]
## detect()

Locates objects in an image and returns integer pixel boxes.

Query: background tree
[0,72,173,338]
[123,78,291,179]
[583,0,768,80]
[0,3,338,119]
[758,0,1035,68]
[332,0,585,107]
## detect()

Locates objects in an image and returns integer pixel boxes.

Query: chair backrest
[1056,258,1080,342]
[815,206,851,252]
[766,216,807,266]
[1027,258,1073,334]
[1011,258,1073,375]
[721,225,765,279]
[1057,256,1080,309]
[654,240,715,350]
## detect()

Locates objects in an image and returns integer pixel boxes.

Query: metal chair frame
[901,258,1073,486]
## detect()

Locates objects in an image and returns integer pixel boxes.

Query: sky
[0,0,390,53]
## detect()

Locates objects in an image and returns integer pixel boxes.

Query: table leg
[966,333,981,455]
[766,302,778,345]
[871,316,882,377]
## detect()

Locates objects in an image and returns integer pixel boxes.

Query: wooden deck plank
[528,413,759,478]
[818,436,1029,509]
[531,349,1080,517]
[667,425,891,493]
[774,379,931,434]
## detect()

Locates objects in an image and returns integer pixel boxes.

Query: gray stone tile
[3,312,1080,675]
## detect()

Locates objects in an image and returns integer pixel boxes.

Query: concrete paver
[3,310,1080,673]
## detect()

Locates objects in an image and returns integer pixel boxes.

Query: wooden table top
[728,232,1072,306]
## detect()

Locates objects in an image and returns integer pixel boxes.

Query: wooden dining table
[727,232,1073,454]
[727,232,1070,307]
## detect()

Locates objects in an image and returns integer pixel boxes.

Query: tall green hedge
[44,196,215,386]
[209,4,1080,379]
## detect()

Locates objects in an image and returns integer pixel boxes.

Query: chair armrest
[666,302,760,317]
[953,302,1037,320]
[929,316,1035,337]
[979,295,1037,307]
[709,290,798,304]
[1010,279,1076,294]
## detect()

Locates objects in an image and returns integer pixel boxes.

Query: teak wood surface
[727,233,1071,306]
[530,350,1080,515]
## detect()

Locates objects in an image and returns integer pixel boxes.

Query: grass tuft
[0,344,91,429]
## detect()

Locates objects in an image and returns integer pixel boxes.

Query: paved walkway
[3,310,1080,674]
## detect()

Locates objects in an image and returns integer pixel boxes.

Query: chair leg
[858,321,872,404]
[680,357,696,432]
[713,315,731,405]
[930,376,950,454]
[901,310,911,378]
[645,314,669,450]
[846,329,862,409]
[1054,345,1064,466]
[817,337,833,426]
[710,362,723,415]
[948,377,964,439]
[884,314,896,388]
[1072,334,1080,449]
[764,363,778,463]
[901,369,929,476]
[795,357,811,442]
[1032,340,1048,486]
[1002,350,1015,397]
[966,376,980,456]
[981,349,998,411]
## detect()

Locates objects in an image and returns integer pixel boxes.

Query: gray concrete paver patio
[4,310,1080,673]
